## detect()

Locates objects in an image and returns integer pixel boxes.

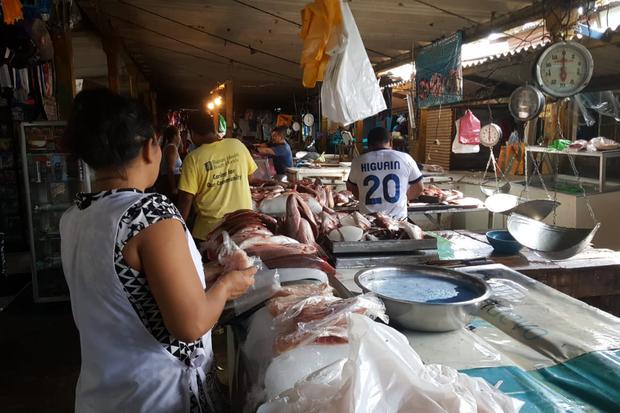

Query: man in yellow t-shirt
[177,111,257,240]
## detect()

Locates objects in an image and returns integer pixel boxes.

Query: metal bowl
[507,213,600,260]
[486,230,522,254]
[354,265,491,332]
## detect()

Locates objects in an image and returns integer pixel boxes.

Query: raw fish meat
[374,213,400,232]
[398,221,424,240]
[244,243,318,262]
[217,232,253,272]
[237,235,299,250]
[262,254,336,276]
[267,283,334,316]
[272,294,386,354]
[296,218,316,245]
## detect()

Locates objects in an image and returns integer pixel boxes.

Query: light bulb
[214,96,223,107]
[207,102,215,111]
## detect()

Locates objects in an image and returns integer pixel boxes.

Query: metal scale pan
[507,214,600,260]
[485,193,560,221]
[480,181,511,197]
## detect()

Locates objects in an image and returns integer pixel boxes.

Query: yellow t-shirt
[178,139,257,240]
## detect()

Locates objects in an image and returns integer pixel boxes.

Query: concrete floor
[0,279,230,413]
[0,286,80,412]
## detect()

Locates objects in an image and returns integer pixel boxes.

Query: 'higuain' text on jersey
[347,149,423,219]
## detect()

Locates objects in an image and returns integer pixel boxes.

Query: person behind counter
[346,127,424,220]
[156,125,182,200]
[59,88,256,412]
[176,110,258,241]
[254,125,293,179]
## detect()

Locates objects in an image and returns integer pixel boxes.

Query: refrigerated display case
[20,121,91,302]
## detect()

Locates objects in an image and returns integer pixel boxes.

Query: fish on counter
[316,209,425,242]
[414,184,464,204]
[202,198,335,276]
[251,179,357,215]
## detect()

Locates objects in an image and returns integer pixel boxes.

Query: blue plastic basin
[486,230,523,255]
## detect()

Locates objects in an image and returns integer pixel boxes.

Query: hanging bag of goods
[458,109,481,145]
[498,143,525,176]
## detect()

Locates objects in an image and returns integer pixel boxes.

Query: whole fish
[238,235,299,250]
[285,194,302,240]
[262,254,336,276]
[294,194,319,237]
[244,243,318,261]
[296,218,316,245]
[398,221,425,240]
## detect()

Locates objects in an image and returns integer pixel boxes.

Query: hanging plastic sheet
[320,1,386,125]
[575,91,620,124]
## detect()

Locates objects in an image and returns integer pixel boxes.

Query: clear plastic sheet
[217,231,257,272]
[258,314,524,413]
[321,1,386,125]
[233,268,281,316]
[217,231,282,316]
[575,91,620,124]
[272,293,388,355]
[266,283,334,316]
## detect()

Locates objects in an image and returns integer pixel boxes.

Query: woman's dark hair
[163,125,179,145]
[272,125,288,137]
[187,111,215,136]
[65,88,155,169]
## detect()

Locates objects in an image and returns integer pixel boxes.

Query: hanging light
[207,101,215,111]
[214,96,223,107]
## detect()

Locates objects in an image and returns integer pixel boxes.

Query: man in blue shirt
[255,126,293,177]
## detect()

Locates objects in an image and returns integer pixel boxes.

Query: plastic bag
[266,283,334,316]
[576,91,620,121]
[321,1,386,125]
[259,313,524,413]
[452,119,480,154]
[233,268,281,316]
[217,231,257,272]
[458,109,481,145]
[548,139,571,151]
[272,293,388,355]
[589,137,620,151]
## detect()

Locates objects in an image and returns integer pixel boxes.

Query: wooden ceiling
[77,0,534,107]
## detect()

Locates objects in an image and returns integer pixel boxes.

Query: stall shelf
[20,121,91,303]
[525,146,620,193]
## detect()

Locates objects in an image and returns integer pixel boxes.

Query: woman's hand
[217,267,257,300]
[203,261,224,283]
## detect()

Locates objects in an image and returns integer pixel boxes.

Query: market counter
[329,263,620,412]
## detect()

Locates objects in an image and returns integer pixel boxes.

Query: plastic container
[486,230,522,254]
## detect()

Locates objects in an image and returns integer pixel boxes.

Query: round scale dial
[480,123,502,147]
[292,121,301,132]
[509,85,545,122]
[303,113,315,127]
[535,41,594,98]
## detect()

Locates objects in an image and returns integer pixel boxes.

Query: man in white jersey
[346,127,424,219]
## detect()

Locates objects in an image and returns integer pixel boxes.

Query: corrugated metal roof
[464,25,620,70]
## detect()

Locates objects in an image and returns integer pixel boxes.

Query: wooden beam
[52,31,75,119]
[225,80,234,138]
[150,91,157,123]
[354,120,364,155]
[102,37,120,93]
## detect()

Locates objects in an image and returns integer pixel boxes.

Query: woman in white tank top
[60,89,256,413]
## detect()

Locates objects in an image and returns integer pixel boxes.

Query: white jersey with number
[348,149,423,219]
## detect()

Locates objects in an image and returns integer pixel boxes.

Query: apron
[60,191,213,413]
